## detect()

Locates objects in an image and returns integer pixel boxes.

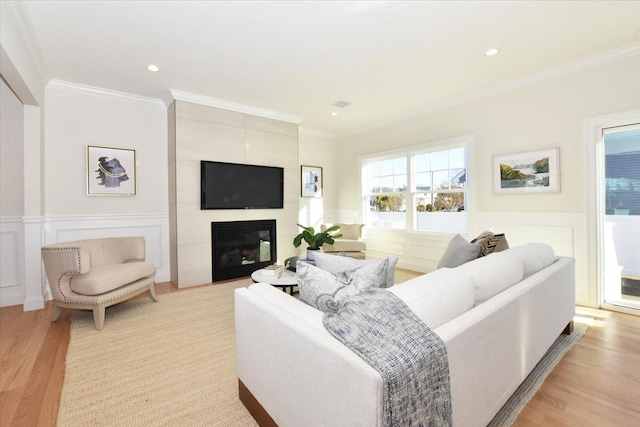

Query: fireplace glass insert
[211,219,277,281]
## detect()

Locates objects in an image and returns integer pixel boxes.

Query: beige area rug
[58,280,258,427]
[59,276,590,427]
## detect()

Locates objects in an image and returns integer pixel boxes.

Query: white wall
[1,79,24,216]
[335,54,640,307]
[1,1,48,310]
[44,85,168,215]
[43,84,170,282]
[0,78,26,307]
[297,130,340,241]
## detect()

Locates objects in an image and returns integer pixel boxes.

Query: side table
[251,268,298,295]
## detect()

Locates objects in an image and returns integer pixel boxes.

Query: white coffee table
[251,268,298,295]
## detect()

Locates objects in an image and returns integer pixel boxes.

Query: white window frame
[359,135,473,234]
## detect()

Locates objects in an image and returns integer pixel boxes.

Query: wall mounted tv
[201,160,284,210]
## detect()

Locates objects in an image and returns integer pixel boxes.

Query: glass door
[601,124,640,312]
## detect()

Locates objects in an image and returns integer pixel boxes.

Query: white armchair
[320,223,366,259]
[41,237,158,330]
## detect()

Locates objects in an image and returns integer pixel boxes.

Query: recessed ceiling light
[485,48,499,56]
[331,112,338,116]
[147,64,160,72]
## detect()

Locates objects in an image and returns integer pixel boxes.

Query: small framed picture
[493,148,560,195]
[301,165,323,197]
[87,145,137,196]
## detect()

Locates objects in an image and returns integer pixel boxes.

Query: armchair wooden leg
[51,304,61,322]
[148,283,159,302]
[93,306,106,330]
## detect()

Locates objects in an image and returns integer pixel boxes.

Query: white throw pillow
[455,250,524,305]
[297,258,389,313]
[313,252,398,288]
[509,243,555,278]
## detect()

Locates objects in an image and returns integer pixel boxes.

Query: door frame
[586,109,640,315]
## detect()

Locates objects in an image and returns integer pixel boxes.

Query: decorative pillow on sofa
[471,230,509,257]
[455,250,524,305]
[297,258,388,313]
[437,234,481,269]
[312,251,397,288]
[509,242,555,278]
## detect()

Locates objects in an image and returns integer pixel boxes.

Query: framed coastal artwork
[493,148,559,195]
[87,145,137,196]
[301,165,323,197]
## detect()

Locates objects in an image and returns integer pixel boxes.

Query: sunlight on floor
[575,306,610,328]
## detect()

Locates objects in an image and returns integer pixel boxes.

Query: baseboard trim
[238,379,278,427]
[23,295,45,311]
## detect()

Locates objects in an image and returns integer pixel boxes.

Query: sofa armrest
[41,245,92,300]
[434,256,575,427]
[235,284,383,427]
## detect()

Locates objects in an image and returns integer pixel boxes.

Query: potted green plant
[293,224,342,260]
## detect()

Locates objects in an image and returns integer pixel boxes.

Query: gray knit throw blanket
[323,288,452,427]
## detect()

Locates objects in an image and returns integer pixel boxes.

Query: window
[364,156,407,229]
[362,139,469,233]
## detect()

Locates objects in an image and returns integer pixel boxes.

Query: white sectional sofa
[234,243,575,427]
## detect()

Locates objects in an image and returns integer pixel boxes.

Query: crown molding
[47,79,165,107]
[3,1,50,85]
[169,89,303,124]
[340,42,640,138]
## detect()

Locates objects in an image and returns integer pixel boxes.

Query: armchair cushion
[334,224,364,240]
[323,240,367,253]
[70,261,155,296]
[321,223,366,254]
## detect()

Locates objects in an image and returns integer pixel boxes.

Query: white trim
[0,217,25,308]
[359,135,473,235]
[585,110,640,313]
[169,89,303,124]
[47,79,166,107]
[601,302,640,316]
[341,43,640,138]
[3,0,50,85]
[43,213,171,283]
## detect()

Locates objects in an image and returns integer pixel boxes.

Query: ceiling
[20,1,640,136]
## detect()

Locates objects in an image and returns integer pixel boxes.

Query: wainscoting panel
[0,217,25,307]
[474,211,590,306]
[44,214,171,285]
[339,210,592,306]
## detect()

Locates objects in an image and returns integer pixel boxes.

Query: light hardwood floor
[1,279,639,427]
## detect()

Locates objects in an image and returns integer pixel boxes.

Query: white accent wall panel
[43,214,171,285]
[170,101,299,287]
[0,217,25,307]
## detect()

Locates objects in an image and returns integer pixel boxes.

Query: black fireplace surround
[211,219,277,282]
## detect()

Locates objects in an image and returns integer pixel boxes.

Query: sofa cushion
[297,259,388,312]
[312,251,397,288]
[387,268,475,329]
[70,261,155,296]
[437,234,481,269]
[509,243,555,278]
[455,250,524,305]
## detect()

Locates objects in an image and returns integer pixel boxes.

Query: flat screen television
[201,161,284,210]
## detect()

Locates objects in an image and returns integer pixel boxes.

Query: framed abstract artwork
[301,165,323,197]
[87,145,137,196]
